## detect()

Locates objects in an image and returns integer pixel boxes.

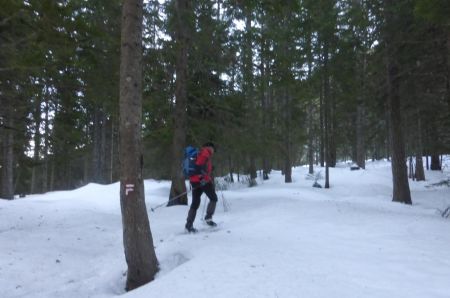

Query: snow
[1,160,450,298]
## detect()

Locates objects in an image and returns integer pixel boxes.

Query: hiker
[185,142,218,233]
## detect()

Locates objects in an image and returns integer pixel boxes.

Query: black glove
[200,179,207,186]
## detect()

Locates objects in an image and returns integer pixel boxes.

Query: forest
[1,0,449,203]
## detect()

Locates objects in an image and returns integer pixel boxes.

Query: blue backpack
[182,146,199,178]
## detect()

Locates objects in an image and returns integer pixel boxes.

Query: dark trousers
[186,182,218,227]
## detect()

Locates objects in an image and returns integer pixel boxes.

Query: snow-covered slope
[1,160,449,298]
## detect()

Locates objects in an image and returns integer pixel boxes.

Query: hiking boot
[205,219,217,227]
[185,224,198,233]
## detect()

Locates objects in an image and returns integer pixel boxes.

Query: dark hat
[202,142,216,152]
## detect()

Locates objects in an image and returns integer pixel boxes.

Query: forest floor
[1,158,450,298]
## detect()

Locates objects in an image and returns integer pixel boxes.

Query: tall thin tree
[168,0,192,206]
[384,0,412,204]
[119,0,158,290]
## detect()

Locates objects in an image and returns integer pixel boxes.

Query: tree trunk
[119,0,158,290]
[355,53,366,169]
[249,156,257,183]
[415,155,425,181]
[385,0,412,204]
[329,86,337,168]
[168,0,191,206]
[92,105,108,184]
[415,110,425,181]
[408,156,414,180]
[50,159,55,192]
[430,154,441,170]
[385,105,391,161]
[31,96,42,194]
[103,117,114,184]
[243,4,257,185]
[307,111,314,175]
[319,84,325,167]
[260,31,270,181]
[1,98,14,200]
[355,102,365,169]
[323,40,331,189]
[42,97,50,193]
[307,30,314,175]
[446,29,450,115]
[284,88,292,183]
[228,156,234,183]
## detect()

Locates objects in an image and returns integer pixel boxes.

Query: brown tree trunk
[228,156,234,183]
[92,105,108,184]
[408,156,414,180]
[329,87,337,168]
[119,0,158,290]
[319,85,325,167]
[260,30,270,181]
[356,53,367,169]
[31,96,42,194]
[355,101,365,169]
[284,89,292,183]
[446,29,450,114]
[385,0,412,204]
[1,97,14,200]
[105,117,114,184]
[415,111,425,181]
[42,97,50,192]
[415,155,425,181]
[249,156,257,183]
[243,4,257,185]
[168,0,192,206]
[307,109,314,175]
[307,30,314,175]
[323,40,331,189]
[430,154,441,170]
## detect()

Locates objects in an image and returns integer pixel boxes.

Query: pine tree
[168,0,193,206]
[119,0,158,290]
[384,0,412,204]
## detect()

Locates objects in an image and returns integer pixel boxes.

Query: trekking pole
[150,190,188,212]
[150,185,199,212]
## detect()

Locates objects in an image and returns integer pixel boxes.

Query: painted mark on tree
[125,184,135,196]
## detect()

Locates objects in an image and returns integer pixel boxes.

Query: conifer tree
[119,0,158,290]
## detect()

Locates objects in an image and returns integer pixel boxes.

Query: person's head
[202,142,216,154]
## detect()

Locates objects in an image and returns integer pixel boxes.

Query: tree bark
[260,28,270,181]
[243,4,257,185]
[168,0,191,206]
[446,29,450,115]
[42,97,50,193]
[323,39,331,189]
[92,105,109,184]
[31,96,42,194]
[119,0,158,290]
[356,53,366,169]
[355,101,365,169]
[1,97,14,200]
[329,87,337,168]
[385,0,412,204]
[284,90,292,183]
[319,84,325,167]
[307,29,314,175]
[430,154,441,170]
[415,110,425,181]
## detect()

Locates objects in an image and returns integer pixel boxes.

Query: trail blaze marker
[125,184,135,196]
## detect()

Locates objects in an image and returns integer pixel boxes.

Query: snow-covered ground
[1,160,450,298]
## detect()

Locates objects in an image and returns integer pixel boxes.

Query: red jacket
[190,147,213,183]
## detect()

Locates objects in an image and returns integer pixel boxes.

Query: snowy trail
[1,161,450,298]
